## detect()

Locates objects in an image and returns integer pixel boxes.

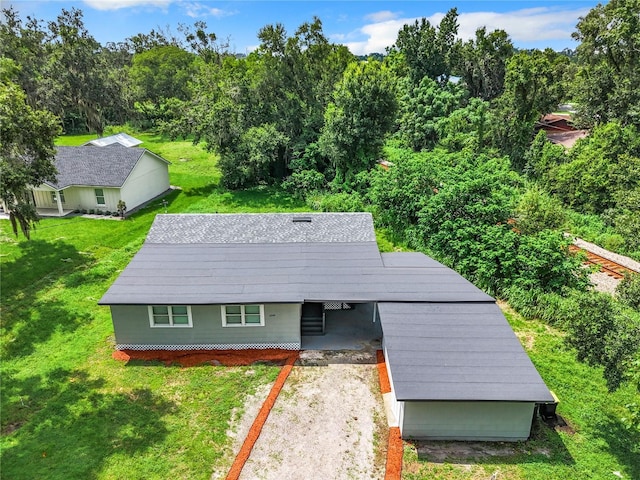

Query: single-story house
[31,144,170,216]
[83,132,143,148]
[99,212,554,441]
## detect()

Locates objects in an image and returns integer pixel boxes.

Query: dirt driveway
[226,349,387,480]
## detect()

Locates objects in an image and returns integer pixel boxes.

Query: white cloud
[344,7,590,55]
[83,0,172,11]
[181,2,236,18]
[456,8,591,42]
[364,10,401,23]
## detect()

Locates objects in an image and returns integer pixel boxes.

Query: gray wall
[110,303,301,347]
[401,401,535,441]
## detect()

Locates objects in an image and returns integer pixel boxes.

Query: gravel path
[570,236,639,294]
[572,237,640,272]
[228,350,386,480]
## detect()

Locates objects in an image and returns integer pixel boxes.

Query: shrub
[282,170,326,198]
[306,192,366,212]
[617,273,640,312]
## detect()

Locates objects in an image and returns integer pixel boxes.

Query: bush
[282,170,326,198]
[306,192,367,212]
[514,184,566,235]
[617,273,640,312]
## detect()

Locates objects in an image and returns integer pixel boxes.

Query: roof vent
[292,216,312,223]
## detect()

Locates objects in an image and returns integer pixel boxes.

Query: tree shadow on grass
[0,240,88,296]
[1,239,111,359]
[182,182,218,197]
[593,414,640,479]
[1,368,175,480]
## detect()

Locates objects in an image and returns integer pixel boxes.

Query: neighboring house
[535,113,588,149]
[31,144,170,216]
[99,212,554,441]
[83,132,143,148]
[536,113,575,132]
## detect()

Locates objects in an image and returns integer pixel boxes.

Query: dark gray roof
[99,213,493,305]
[378,302,554,403]
[44,145,166,189]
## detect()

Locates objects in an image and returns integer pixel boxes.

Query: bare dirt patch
[236,350,387,480]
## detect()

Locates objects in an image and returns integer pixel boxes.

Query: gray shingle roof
[378,302,554,402]
[44,145,150,189]
[146,213,377,244]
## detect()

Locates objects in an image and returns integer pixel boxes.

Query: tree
[455,27,514,101]
[0,7,48,110]
[617,273,640,312]
[514,184,566,235]
[435,98,491,153]
[549,122,640,213]
[490,49,569,169]
[0,60,61,239]
[523,130,567,181]
[218,123,289,189]
[398,77,465,151]
[42,8,117,134]
[572,0,640,127]
[129,45,195,122]
[390,8,459,86]
[319,60,397,185]
[562,291,640,391]
[178,20,227,64]
[369,150,443,235]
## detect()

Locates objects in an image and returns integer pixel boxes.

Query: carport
[301,302,383,350]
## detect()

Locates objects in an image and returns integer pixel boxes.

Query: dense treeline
[1,1,638,402]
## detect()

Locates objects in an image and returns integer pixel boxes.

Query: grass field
[2,133,638,479]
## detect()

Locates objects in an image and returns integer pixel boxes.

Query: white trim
[221,304,265,327]
[148,305,193,328]
[116,342,300,351]
[95,188,106,206]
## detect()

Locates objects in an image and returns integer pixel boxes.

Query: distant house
[83,132,143,148]
[536,113,575,132]
[535,113,588,149]
[99,212,554,441]
[31,144,170,216]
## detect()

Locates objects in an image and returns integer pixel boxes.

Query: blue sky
[8,0,601,54]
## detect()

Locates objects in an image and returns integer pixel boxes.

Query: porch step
[301,316,324,336]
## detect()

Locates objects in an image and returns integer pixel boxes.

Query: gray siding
[401,401,535,441]
[111,303,301,347]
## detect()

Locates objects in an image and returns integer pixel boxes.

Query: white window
[51,191,66,204]
[222,305,265,327]
[148,305,192,328]
[95,188,106,205]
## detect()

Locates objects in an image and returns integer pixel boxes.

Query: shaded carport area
[378,302,555,441]
[301,302,383,350]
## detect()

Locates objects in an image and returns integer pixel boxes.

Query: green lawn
[2,133,638,479]
[1,133,305,479]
